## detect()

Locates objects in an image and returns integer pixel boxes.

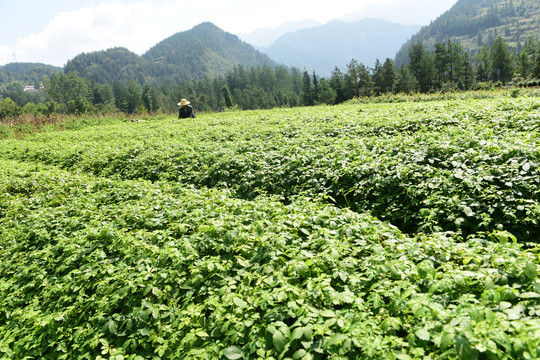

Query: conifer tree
[220,85,234,108]
[491,37,514,83]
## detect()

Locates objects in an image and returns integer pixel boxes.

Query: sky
[0,0,458,67]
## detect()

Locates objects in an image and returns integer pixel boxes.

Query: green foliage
[0,159,538,359]
[0,98,22,120]
[0,62,61,91]
[1,93,539,241]
[65,47,148,85]
[221,85,234,108]
[44,72,92,114]
[396,0,540,66]
[534,56,540,78]
[63,24,277,88]
[491,37,514,83]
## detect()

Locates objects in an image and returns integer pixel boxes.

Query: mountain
[238,20,321,48]
[64,22,277,86]
[64,47,149,85]
[0,63,61,75]
[395,0,540,65]
[143,22,276,80]
[0,63,61,87]
[260,19,421,76]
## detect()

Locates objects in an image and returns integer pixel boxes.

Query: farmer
[178,99,196,119]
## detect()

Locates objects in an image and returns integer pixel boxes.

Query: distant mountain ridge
[63,22,277,86]
[238,20,322,48]
[261,19,421,76]
[395,0,540,65]
[0,63,61,88]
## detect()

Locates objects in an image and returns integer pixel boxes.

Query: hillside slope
[143,22,276,81]
[63,23,276,86]
[64,47,149,85]
[0,63,61,87]
[396,0,540,65]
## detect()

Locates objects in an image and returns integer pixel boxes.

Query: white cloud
[4,0,392,66]
[0,0,457,67]
[6,1,178,66]
[0,45,14,64]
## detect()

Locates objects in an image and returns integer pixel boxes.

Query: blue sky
[0,0,458,67]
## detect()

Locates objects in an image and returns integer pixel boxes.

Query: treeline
[394,0,540,66]
[1,36,540,119]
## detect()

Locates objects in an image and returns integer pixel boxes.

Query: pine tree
[220,85,234,108]
[345,59,360,98]
[302,71,313,106]
[127,80,142,113]
[474,45,491,82]
[380,58,398,94]
[395,65,417,94]
[434,42,450,87]
[408,43,433,92]
[330,67,347,103]
[534,57,540,79]
[491,37,514,83]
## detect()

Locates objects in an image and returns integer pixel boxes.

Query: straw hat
[177,99,190,106]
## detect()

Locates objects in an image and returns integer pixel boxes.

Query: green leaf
[196,331,209,338]
[505,307,522,320]
[440,332,454,348]
[108,320,118,335]
[320,310,335,318]
[522,262,537,282]
[223,346,244,359]
[395,354,413,360]
[292,327,304,340]
[233,297,248,308]
[463,206,475,217]
[293,349,307,359]
[415,328,430,341]
[455,336,478,360]
[519,292,540,299]
[326,333,349,347]
[273,330,287,352]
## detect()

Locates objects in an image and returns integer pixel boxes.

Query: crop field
[0,92,539,359]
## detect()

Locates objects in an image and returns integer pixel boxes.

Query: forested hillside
[63,23,276,87]
[143,22,276,82]
[0,63,61,111]
[0,63,61,81]
[64,48,151,86]
[396,0,540,65]
[0,63,61,89]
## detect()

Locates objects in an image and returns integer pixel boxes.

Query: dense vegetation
[63,23,277,88]
[2,0,540,119]
[2,91,539,241]
[396,0,540,65]
[1,33,539,120]
[1,92,539,359]
[0,63,61,88]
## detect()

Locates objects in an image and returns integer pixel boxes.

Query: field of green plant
[1,92,539,359]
